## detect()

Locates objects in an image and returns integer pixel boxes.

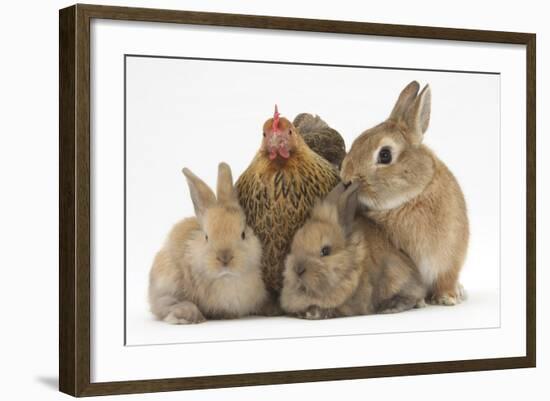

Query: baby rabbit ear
[216,162,238,205]
[389,81,420,121]
[182,167,216,221]
[404,84,431,144]
[324,182,347,205]
[337,182,360,237]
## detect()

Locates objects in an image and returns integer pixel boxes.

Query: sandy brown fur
[280,184,425,319]
[148,163,268,324]
[341,81,469,305]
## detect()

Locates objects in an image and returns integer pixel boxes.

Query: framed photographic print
[59,3,536,397]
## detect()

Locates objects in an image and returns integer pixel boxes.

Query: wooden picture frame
[59,3,536,397]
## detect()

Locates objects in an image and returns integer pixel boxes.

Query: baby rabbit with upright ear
[280,183,425,319]
[148,162,268,324]
[341,81,469,305]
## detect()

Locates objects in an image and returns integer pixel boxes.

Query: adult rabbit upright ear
[405,84,431,144]
[389,81,431,145]
[389,80,420,121]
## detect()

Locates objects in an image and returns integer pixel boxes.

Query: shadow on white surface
[126,288,499,346]
[35,376,58,391]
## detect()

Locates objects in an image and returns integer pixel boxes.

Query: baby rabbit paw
[378,295,421,314]
[164,301,206,324]
[415,298,427,309]
[296,306,332,320]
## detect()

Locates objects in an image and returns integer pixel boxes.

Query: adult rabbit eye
[241,231,246,240]
[205,234,208,241]
[320,246,331,257]
[377,147,392,164]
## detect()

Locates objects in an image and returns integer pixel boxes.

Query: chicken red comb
[273,104,280,132]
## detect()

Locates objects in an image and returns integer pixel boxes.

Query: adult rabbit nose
[294,263,306,276]
[217,249,234,266]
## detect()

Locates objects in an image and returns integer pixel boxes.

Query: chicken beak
[268,132,281,150]
[267,131,290,160]
[267,130,296,160]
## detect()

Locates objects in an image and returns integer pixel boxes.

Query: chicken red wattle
[266,105,291,160]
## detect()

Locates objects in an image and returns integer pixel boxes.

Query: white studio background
[0,1,548,401]
[125,56,500,345]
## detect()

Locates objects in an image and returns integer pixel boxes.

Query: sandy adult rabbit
[148,163,268,324]
[280,183,425,319]
[341,81,469,305]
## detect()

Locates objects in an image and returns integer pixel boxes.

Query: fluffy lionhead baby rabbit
[341,81,469,305]
[280,182,425,319]
[148,163,268,324]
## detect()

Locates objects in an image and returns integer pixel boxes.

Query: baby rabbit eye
[377,147,392,164]
[205,234,208,242]
[320,246,331,257]
[241,231,246,240]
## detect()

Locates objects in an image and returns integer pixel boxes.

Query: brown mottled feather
[236,146,340,295]
[293,113,346,168]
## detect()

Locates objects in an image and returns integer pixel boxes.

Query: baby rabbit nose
[294,263,306,276]
[217,249,234,265]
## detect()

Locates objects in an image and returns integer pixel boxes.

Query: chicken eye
[241,231,246,240]
[377,147,392,164]
[320,246,331,257]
